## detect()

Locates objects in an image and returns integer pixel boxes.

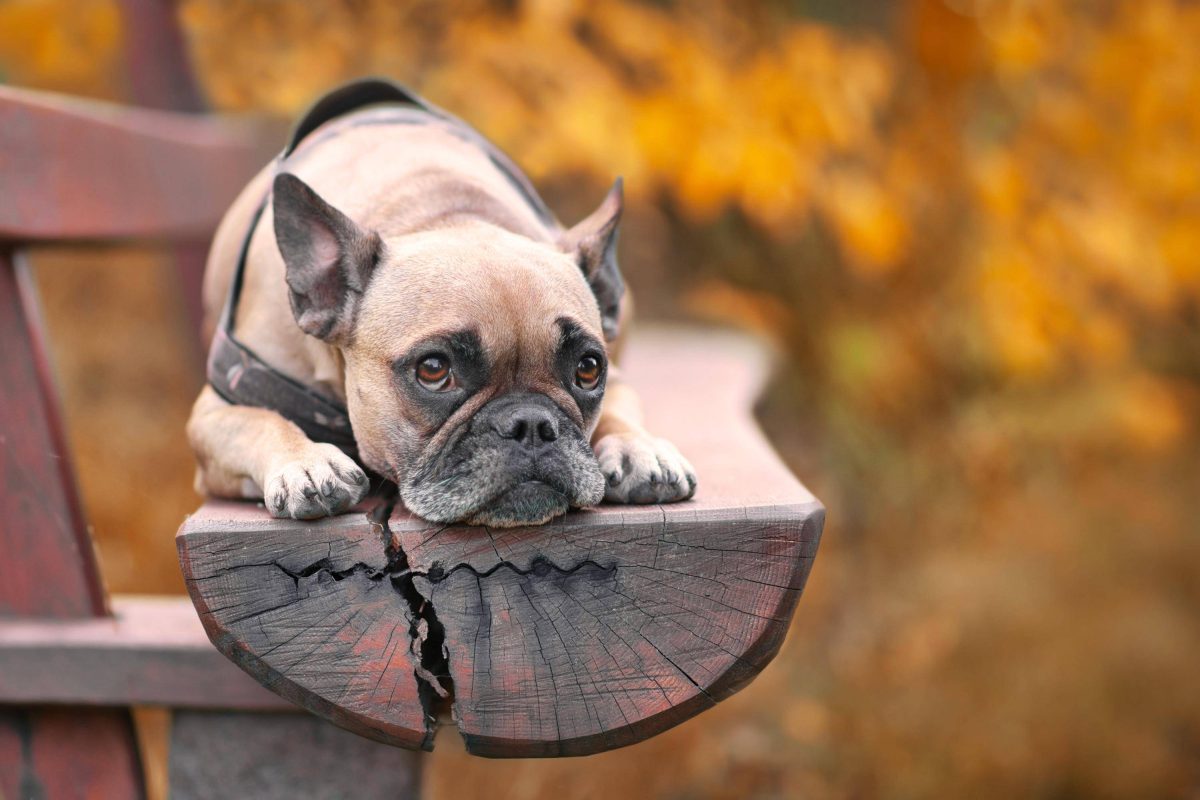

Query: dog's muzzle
[401,393,605,527]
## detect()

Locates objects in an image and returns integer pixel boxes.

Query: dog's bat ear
[560,178,625,342]
[272,172,382,343]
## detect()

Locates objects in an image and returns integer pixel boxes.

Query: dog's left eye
[575,355,602,391]
[416,355,454,391]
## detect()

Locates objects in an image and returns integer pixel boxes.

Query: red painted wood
[400,503,820,756]
[0,249,146,797]
[116,0,214,351]
[0,14,363,798]
[178,329,825,757]
[117,0,207,113]
[0,251,104,618]
[0,596,292,709]
[0,86,280,243]
[179,507,433,750]
[0,710,144,800]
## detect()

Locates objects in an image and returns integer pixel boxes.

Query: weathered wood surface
[1,255,143,796]
[179,328,825,757]
[0,85,279,242]
[169,711,423,800]
[0,709,144,800]
[0,596,291,709]
[180,505,433,749]
[0,252,104,618]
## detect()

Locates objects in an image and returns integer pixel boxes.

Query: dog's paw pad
[263,444,369,520]
[593,433,696,505]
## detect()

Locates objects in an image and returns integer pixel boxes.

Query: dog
[187,80,696,527]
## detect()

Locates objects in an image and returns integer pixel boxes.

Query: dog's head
[271,173,624,527]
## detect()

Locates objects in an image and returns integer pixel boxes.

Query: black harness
[206,78,559,459]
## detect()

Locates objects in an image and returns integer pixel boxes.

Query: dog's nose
[494,404,559,446]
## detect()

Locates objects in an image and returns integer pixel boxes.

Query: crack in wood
[422,556,617,583]
[374,498,452,745]
[272,559,393,586]
[176,331,828,757]
[264,501,622,751]
[238,494,458,748]
[180,493,822,756]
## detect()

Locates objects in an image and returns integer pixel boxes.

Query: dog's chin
[463,480,571,528]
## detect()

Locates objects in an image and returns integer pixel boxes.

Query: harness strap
[206,78,558,459]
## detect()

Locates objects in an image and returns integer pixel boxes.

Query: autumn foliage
[1,0,1198,796]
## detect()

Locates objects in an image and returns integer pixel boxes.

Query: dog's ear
[272,172,382,343]
[561,178,625,341]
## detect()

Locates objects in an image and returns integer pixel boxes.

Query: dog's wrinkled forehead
[354,227,604,360]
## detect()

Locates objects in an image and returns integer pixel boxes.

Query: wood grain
[178,328,825,757]
[403,502,820,756]
[179,507,434,750]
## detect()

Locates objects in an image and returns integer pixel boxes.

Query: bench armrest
[177,326,825,757]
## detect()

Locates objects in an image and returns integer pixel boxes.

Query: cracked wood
[178,328,826,757]
[180,502,433,750]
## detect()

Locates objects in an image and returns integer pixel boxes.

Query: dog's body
[188,84,695,526]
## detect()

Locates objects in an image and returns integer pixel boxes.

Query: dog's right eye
[415,355,453,391]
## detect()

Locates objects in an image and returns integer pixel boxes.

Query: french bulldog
[187,84,696,527]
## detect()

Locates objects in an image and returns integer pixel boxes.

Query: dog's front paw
[594,432,697,504]
[263,444,369,520]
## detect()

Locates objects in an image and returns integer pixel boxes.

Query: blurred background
[2,0,1199,797]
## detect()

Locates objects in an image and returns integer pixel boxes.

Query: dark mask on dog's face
[272,173,624,527]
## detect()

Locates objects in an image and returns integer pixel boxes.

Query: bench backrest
[0,87,276,615]
[0,70,276,800]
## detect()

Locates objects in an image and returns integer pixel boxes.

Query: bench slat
[0,86,279,243]
[0,596,290,709]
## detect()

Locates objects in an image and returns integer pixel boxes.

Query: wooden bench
[178,327,823,758]
[0,51,823,800]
